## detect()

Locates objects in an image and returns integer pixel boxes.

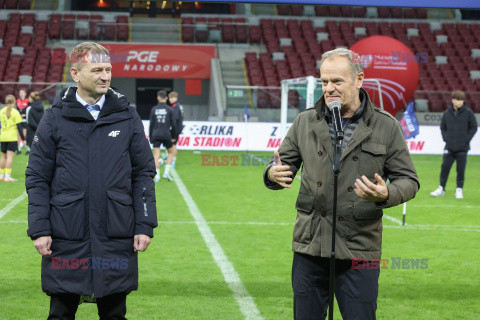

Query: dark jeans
[292,252,380,320]
[440,150,468,189]
[47,292,127,320]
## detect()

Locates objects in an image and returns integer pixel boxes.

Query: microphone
[328,101,344,140]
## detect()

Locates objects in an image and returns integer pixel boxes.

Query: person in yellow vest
[0,94,23,182]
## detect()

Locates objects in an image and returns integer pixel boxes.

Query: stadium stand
[178,4,480,111]
[184,6,480,111]
[0,3,478,114]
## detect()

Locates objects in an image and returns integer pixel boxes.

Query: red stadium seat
[315,6,328,16]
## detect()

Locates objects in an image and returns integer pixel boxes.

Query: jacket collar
[448,103,466,113]
[311,88,375,162]
[55,87,131,121]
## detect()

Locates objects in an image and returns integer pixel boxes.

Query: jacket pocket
[293,193,317,244]
[50,191,85,240]
[359,142,386,177]
[346,200,382,252]
[106,190,135,239]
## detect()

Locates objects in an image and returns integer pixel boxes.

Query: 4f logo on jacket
[108,130,121,137]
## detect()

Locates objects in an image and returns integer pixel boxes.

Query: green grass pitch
[0,150,479,319]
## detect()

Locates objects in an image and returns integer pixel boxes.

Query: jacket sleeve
[179,105,185,134]
[440,112,447,142]
[29,108,40,130]
[148,107,154,142]
[130,111,158,237]
[263,115,303,190]
[382,120,420,209]
[467,109,478,143]
[169,108,178,139]
[25,109,56,239]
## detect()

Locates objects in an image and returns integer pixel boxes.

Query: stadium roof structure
[198,0,480,9]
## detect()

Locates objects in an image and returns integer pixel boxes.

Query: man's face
[452,98,464,109]
[19,90,26,99]
[70,51,112,98]
[320,56,364,109]
[169,96,178,104]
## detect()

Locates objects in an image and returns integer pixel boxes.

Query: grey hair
[319,48,363,77]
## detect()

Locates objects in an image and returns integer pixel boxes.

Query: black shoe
[16,150,22,155]
[25,151,30,155]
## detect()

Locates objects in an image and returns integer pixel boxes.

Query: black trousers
[440,150,468,189]
[292,252,380,320]
[47,292,127,320]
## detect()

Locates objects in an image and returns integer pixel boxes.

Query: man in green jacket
[264,48,419,320]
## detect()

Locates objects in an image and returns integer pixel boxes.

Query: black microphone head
[328,101,341,111]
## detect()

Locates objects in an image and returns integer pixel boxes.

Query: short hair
[5,94,15,105]
[157,90,167,99]
[19,89,27,94]
[451,90,465,101]
[70,42,109,71]
[319,48,363,78]
[168,91,178,98]
[29,91,40,101]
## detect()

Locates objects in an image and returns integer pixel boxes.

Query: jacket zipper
[142,187,148,217]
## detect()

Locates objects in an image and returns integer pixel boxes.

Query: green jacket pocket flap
[295,193,315,213]
[362,143,386,155]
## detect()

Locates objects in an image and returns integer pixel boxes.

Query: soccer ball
[158,158,164,166]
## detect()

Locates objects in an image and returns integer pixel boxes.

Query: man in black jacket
[431,90,477,199]
[26,42,158,319]
[168,91,184,167]
[149,90,177,182]
[25,91,44,154]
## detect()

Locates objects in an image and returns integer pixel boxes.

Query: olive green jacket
[264,89,420,260]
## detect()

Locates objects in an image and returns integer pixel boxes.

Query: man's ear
[70,68,79,83]
[356,72,364,89]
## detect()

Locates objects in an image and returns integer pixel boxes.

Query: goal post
[280,77,384,136]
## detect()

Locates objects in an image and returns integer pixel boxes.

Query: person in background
[25,91,44,155]
[149,90,177,182]
[430,90,477,199]
[0,94,23,182]
[168,91,184,167]
[16,89,29,154]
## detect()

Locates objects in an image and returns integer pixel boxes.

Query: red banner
[100,43,216,79]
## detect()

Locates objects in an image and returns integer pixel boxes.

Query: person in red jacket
[16,89,29,154]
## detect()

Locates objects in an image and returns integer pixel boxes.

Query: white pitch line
[383,213,404,226]
[0,192,27,220]
[411,204,480,209]
[384,225,480,233]
[170,168,263,320]
[1,218,479,232]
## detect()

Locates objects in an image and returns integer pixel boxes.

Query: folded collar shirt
[76,92,106,120]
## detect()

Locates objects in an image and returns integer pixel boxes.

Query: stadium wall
[142,121,480,155]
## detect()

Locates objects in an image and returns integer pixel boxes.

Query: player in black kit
[168,91,184,167]
[149,90,177,182]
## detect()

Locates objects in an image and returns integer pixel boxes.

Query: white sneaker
[163,173,173,181]
[455,188,463,199]
[430,186,445,197]
[154,174,161,183]
[4,177,18,182]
